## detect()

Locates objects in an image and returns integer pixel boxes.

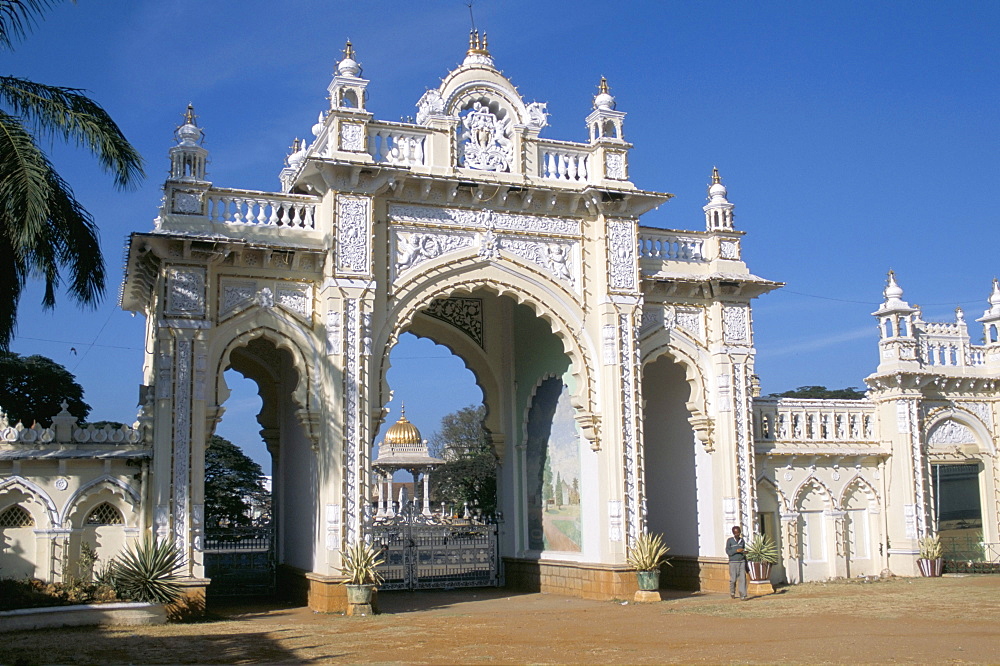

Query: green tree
[0,0,144,350]
[204,435,270,527]
[0,350,88,425]
[428,404,498,515]
[771,386,866,400]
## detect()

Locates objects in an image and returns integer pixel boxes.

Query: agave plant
[919,534,943,560]
[339,540,386,586]
[745,534,780,564]
[109,536,184,604]
[626,532,671,572]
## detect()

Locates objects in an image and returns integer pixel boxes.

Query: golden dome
[383,409,422,447]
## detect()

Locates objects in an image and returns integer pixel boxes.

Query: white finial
[594,76,615,110]
[337,40,362,77]
[312,111,326,137]
[176,103,203,146]
[991,278,1000,307]
[955,307,965,322]
[884,270,904,302]
[708,166,728,201]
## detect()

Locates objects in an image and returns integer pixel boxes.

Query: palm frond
[0,0,61,51]
[0,76,144,188]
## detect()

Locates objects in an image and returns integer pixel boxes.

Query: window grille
[86,502,124,526]
[0,504,35,528]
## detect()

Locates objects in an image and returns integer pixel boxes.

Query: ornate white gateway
[118,34,780,610]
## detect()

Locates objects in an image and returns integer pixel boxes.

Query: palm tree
[0,0,144,350]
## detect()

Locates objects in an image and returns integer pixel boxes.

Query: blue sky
[6,1,999,473]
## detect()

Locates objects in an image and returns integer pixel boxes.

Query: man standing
[726,525,748,600]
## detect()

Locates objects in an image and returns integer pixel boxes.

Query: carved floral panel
[337,196,371,275]
[166,267,206,317]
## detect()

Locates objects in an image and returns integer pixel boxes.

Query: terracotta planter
[917,557,943,577]
[345,584,375,604]
[636,570,660,591]
[747,561,772,582]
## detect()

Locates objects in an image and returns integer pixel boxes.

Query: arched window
[85,502,124,526]
[0,504,34,528]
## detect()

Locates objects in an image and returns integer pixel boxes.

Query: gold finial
[343,39,355,60]
[711,166,721,184]
[290,138,302,153]
[598,76,609,94]
[482,32,488,50]
[888,269,895,279]
[467,28,490,55]
[183,103,197,126]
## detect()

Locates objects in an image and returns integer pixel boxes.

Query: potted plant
[744,533,779,582]
[626,532,671,591]
[917,534,943,577]
[339,540,385,609]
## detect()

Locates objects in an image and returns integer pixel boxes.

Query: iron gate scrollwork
[204,525,276,596]
[369,502,501,591]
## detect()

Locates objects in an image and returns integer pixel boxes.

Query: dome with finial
[383,408,423,448]
[463,29,494,67]
[176,104,203,146]
[708,166,728,200]
[337,40,361,77]
[884,270,904,301]
[594,77,615,110]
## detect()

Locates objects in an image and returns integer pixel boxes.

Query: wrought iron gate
[370,504,501,591]
[204,525,275,596]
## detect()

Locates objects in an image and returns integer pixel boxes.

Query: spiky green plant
[919,534,942,560]
[338,540,385,586]
[745,533,780,564]
[109,536,183,604]
[626,532,671,572]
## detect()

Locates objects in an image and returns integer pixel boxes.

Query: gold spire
[598,77,610,94]
[343,39,355,60]
[711,166,721,184]
[183,103,197,126]
[467,28,490,55]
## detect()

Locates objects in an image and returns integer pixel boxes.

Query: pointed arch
[793,476,835,511]
[61,475,140,528]
[0,476,57,527]
[923,406,994,456]
[757,474,790,514]
[378,260,598,445]
[839,474,880,509]
[641,330,712,450]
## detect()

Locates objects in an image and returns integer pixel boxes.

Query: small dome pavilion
[372,408,443,518]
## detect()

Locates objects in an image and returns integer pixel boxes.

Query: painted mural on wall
[526,377,582,552]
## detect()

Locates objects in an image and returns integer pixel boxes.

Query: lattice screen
[0,504,35,528]
[85,502,124,525]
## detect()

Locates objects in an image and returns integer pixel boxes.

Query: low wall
[0,602,167,633]
[660,556,730,593]
[504,558,639,600]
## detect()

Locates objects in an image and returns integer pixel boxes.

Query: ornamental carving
[676,307,702,338]
[602,324,617,365]
[424,298,484,347]
[337,196,371,275]
[723,305,749,342]
[607,219,636,292]
[166,268,206,317]
[415,90,445,125]
[927,420,976,446]
[394,230,475,275]
[325,310,341,356]
[526,102,549,129]
[171,191,202,215]
[221,281,255,318]
[340,122,365,152]
[721,239,740,259]
[277,285,311,319]
[389,204,580,237]
[605,152,626,180]
[459,102,513,172]
[499,238,576,289]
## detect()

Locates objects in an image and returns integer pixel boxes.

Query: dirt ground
[1,575,998,664]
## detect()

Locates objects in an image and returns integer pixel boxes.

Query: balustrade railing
[638,231,707,262]
[368,126,428,167]
[539,144,592,183]
[753,399,877,444]
[205,189,317,229]
[918,341,986,367]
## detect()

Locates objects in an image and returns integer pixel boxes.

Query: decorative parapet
[157,185,321,238]
[0,404,149,460]
[752,398,886,456]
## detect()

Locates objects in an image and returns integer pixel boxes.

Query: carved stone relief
[720,239,740,259]
[416,90,445,125]
[171,191,203,215]
[276,284,311,320]
[498,238,576,289]
[337,196,371,275]
[394,230,476,275]
[607,219,636,292]
[927,420,976,446]
[605,152,626,180]
[220,280,256,319]
[723,305,749,343]
[339,122,365,152]
[459,102,513,172]
[389,204,580,237]
[676,307,702,339]
[424,298,484,347]
[166,268,206,317]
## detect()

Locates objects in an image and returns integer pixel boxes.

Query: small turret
[168,104,208,182]
[587,77,625,142]
[703,167,735,231]
[328,40,369,111]
[872,271,921,371]
[976,278,1000,345]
